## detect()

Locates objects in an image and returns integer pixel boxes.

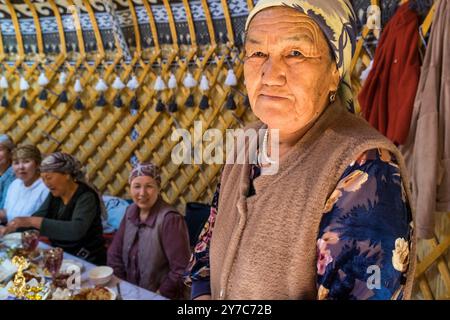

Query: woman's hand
[0,225,6,237]
[7,217,43,231]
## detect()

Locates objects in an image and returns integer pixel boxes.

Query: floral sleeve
[184,183,220,298]
[316,149,413,300]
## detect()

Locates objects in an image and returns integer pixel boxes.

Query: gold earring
[329,92,336,103]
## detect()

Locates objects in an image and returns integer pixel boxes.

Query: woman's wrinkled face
[41,172,72,197]
[244,7,340,134]
[130,176,159,212]
[12,158,39,186]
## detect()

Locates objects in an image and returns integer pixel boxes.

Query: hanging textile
[399,0,450,239]
[358,3,421,145]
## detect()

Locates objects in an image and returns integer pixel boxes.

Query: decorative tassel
[95,78,108,92]
[130,96,139,110]
[199,95,209,110]
[185,94,195,108]
[19,77,30,91]
[114,95,123,108]
[183,72,197,88]
[168,100,178,113]
[0,75,8,89]
[127,75,139,90]
[58,90,68,103]
[1,95,8,107]
[168,73,177,89]
[74,98,85,110]
[38,72,49,86]
[58,71,67,85]
[96,93,107,107]
[74,79,83,93]
[112,76,125,90]
[225,69,237,87]
[154,75,166,91]
[199,75,209,91]
[155,99,165,112]
[225,93,236,110]
[20,96,28,109]
[38,89,48,101]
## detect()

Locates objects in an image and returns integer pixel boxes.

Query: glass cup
[22,230,40,252]
[44,247,64,279]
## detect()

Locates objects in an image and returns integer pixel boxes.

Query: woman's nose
[261,57,286,86]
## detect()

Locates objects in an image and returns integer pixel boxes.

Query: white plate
[1,233,22,241]
[0,232,22,248]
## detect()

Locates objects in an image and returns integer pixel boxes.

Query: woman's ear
[329,63,340,92]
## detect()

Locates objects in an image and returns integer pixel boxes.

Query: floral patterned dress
[185,148,413,300]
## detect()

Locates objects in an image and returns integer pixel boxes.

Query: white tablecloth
[39,243,167,300]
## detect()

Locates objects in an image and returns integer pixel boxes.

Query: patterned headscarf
[40,152,107,219]
[245,0,357,112]
[40,152,85,181]
[129,162,161,185]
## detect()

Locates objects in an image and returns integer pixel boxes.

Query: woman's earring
[329,91,336,103]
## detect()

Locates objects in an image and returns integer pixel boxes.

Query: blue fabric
[0,166,15,209]
[102,195,130,233]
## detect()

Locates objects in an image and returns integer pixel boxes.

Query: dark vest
[47,183,106,265]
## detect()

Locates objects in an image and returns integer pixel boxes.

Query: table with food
[0,232,166,300]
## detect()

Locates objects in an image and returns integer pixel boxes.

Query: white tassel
[360,60,374,83]
[38,72,49,86]
[74,79,83,93]
[127,75,139,90]
[0,76,8,89]
[19,76,30,91]
[112,76,125,90]
[168,73,177,89]
[153,75,166,91]
[58,71,67,85]
[183,72,197,88]
[200,74,209,91]
[225,69,237,86]
[95,78,108,92]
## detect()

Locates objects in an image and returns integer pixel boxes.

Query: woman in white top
[0,145,49,223]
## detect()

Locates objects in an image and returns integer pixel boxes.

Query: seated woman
[2,152,106,265]
[0,145,49,224]
[0,134,16,213]
[107,162,190,300]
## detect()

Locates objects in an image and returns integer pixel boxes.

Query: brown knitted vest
[210,100,416,300]
[122,198,177,292]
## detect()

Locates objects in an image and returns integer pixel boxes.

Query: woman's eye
[289,50,304,58]
[249,51,266,58]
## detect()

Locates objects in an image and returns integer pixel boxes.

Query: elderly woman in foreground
[185,0,415,300]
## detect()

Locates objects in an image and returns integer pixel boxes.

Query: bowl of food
[88,266,113,286]
[71,286,116,300]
